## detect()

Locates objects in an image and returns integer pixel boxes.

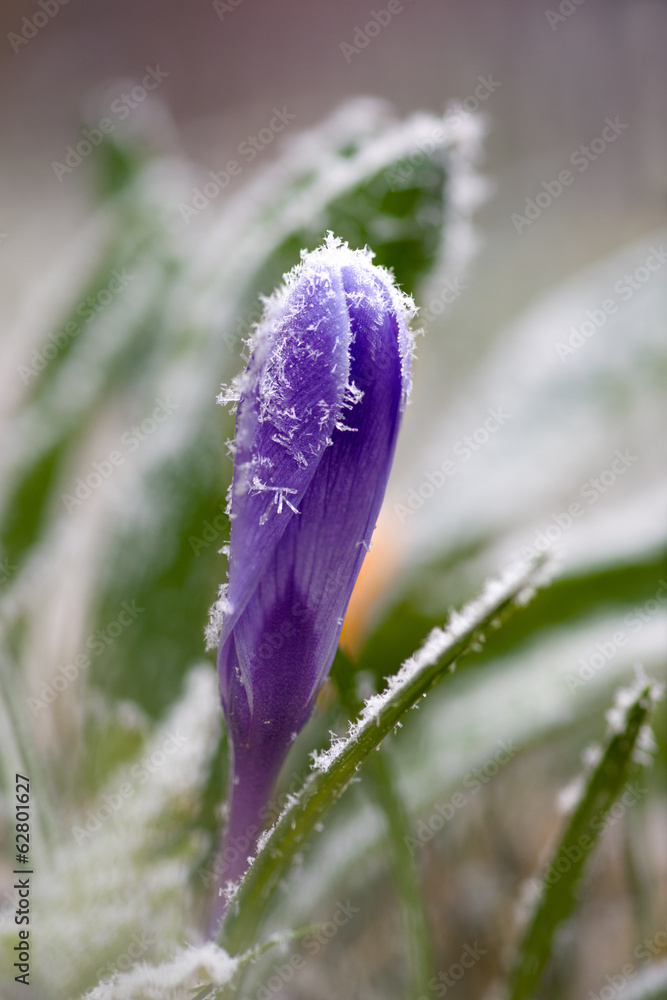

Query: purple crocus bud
[207,234,417,922]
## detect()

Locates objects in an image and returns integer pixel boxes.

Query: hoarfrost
[312,556,549,773]
[605,665,663,762]
[205,582,232,651]
[25,666,221,994]
[81,943,238,1000]
[581,743,603,769]
[557,776,585,814]
[249,477,300,518]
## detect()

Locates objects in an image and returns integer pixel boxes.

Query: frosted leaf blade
[217,556,549,955]
[505,678,661,1000]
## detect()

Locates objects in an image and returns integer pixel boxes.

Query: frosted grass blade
[506,677,662,1000]
[216,556,548,955]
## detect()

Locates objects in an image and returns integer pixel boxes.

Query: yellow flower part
[339,505,404,660]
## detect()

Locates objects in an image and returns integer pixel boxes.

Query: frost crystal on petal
[205,582,232,651]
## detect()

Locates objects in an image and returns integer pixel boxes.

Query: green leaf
[84,102,473,719]
[0,195,179,576]
[93,134,147,200]
[333,649,434,1000]
[506,678,661,1000]
[88,421,229,716]
[253,153,448,303]
[361,550,667,684]
[217,557,548,957]
[363,746,435,998]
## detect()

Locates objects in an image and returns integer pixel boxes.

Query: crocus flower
[207,234,416,924]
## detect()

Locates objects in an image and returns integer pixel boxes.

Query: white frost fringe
[311,555,551,773]
[81,942,237,1000]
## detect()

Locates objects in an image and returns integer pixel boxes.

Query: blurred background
[1,0,666,375]
[0,1,666,998]
[0,0,665,377]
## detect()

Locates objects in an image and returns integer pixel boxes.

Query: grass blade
[506,676,662,1000]
[333,648,434,1000]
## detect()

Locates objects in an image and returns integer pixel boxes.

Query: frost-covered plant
[0,93,665,1000]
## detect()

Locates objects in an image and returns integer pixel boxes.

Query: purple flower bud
[208,235,416,921]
